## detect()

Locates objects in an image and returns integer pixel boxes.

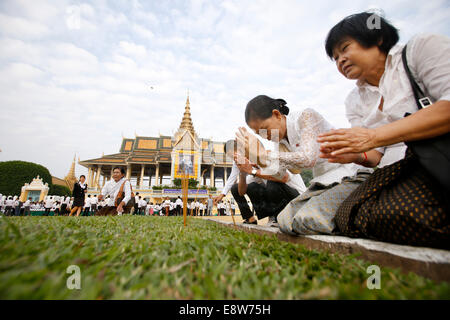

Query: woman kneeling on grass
[236,95,374,235]
[317,12,450,249]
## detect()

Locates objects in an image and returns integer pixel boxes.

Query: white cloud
[0,13,50,39]
[0,0,449,179]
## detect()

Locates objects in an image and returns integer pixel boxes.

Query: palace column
[102,172,106,187]
[90,166,96,186]
[96,165,102,189]
[155,164,160,186]
[87,167,93,186]
[92,166,98,187]
[139,164,145,189]
[110,167,114,180]
[126,164,132,180]
[210,165,215,187]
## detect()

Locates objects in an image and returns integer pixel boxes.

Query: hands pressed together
[235,127,268,167]
[317,127,378,164]
[234,125,377,166]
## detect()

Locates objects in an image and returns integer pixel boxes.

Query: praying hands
[235,127,268,167]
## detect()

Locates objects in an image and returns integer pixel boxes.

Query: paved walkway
[199,216,450,283]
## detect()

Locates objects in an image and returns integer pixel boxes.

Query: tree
[0,161,53,196]
[50,184,71,197]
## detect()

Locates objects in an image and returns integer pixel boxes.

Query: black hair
[113,166,126,175]
[223,139,237,154]
[79,175,86,179]
[325,11,399,59]
[245,95,289,123]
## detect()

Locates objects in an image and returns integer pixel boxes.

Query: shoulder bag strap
[401,45,431,110]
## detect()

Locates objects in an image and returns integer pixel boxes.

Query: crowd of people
[0,193,235,217]
[0,189,236,218]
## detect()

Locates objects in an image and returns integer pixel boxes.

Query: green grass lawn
[0,216,449,299]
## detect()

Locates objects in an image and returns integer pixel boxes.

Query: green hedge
[49,184,71,197]
[0,161,53,196]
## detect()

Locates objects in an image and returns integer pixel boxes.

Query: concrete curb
[204,218,450,283]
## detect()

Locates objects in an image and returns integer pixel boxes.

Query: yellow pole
[188,169,208,221]
[230,201,236,227]
[182,172,188,227]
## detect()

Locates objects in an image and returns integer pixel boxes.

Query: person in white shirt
[146,202,153,216]
[236,95,371,233]
[13,198,22,216]
[61,196,70,216]
[162,198,171,216]
[218,139,307,226]
[317,12,450,248]
[106,196,114,207]
[0,196,4,215]
[153,203,161,216]
[216,201,224,216]
[83,195,92,216]
[52,201,61,216]
[97,167,132,216]
[139,198,147,215]
[23,197,31,216]
[44,196,54,216]
[4,196,14,216]
[90,195,98,214]
[175,197,183,216]
[134,192,140,215]
[193,200,199,216]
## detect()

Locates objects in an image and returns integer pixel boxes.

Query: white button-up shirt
[64,197,71,205]
[345,33,450,168]
[101,178,132,206]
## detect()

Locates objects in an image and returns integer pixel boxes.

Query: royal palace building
[78,95,233,203]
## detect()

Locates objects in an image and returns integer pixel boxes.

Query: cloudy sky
[0,0,449,179]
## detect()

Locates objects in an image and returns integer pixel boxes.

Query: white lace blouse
[261,108,369,186]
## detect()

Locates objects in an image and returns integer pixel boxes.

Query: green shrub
[188,179,198,189]
[49,184,71,197]
[0,161,53,196]
[172,178,182,187]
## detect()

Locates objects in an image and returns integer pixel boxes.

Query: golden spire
[66,154,76,178]
[64,154,78,190]
[177,92,196,138]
